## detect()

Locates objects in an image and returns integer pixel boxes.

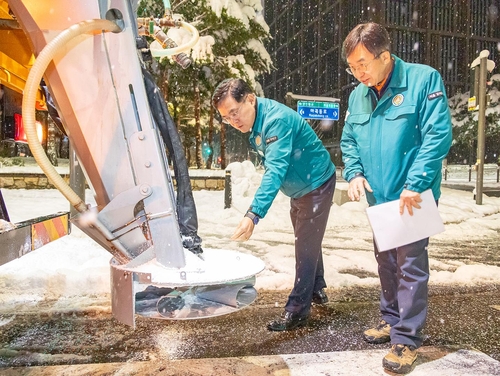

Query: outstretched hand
[347,177,373,201]
[231,217,255,241]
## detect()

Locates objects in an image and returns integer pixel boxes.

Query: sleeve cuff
[348,172,365,182]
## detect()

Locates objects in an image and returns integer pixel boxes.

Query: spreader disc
[135,280,257,319]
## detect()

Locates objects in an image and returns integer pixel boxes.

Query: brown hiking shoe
[363,319,391,344]
[382,344,418,374]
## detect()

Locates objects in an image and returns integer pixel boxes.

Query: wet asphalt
[0,283,499,370]
[1,234,500,371]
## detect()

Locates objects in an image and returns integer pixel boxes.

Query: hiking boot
[364,319,391,344]
[267,311,308,331]
[312,289,329,305]
[382,344,417,374]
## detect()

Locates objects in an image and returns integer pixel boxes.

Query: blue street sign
[297,100,339,121]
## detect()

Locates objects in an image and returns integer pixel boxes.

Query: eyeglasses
[346,52,384,76]
[221,95,248,125]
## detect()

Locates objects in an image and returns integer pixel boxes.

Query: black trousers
[375,237,429,348]
[285,173,336,316]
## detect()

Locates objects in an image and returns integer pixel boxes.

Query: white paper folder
[365,189,445,252]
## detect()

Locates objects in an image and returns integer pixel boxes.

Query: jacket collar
[251,98,265,137]
[387,55,408,93]
[363,54,407,98]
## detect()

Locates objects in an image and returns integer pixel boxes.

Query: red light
[14,113,43,143]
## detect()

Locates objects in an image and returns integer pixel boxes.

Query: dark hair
[212,78,254,108]
[342,22,391,61]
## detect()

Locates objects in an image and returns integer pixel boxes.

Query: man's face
[217,94,256,133]
[346,44,391,87]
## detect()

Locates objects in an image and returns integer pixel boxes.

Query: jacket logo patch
[392,94,404,106]
[266,136,278,145]
[427,91,443,100]
[255,135,262,146]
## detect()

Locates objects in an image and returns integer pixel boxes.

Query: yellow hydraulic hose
[22,19,122,214]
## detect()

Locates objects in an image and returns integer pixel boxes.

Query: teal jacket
[341,55,452,206]
[249,98,335,218]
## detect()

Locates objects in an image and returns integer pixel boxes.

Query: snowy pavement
[1,161,500,374]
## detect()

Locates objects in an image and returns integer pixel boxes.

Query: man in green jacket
[212,78,336,331]
[341,23,452,374]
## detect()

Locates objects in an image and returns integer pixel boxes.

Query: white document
[365,189,445,252]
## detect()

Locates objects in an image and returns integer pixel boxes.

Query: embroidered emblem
[392,94,404,106]
[255,135,262,146]
[266,136,278,145]
[427,91,443,100]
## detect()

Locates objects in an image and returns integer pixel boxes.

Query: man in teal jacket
[212,78,336,331]
[341,23,452,374]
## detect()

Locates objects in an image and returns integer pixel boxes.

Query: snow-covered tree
[138,0,272,168]
[448,74,500,165]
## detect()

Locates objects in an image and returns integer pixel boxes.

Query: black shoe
[267,311,309,331]
[312,289,328,305]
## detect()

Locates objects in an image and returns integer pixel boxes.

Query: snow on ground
[1,161,500,311]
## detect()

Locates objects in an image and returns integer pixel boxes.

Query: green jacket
[341,55,452,205]
[249,98,335,218]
